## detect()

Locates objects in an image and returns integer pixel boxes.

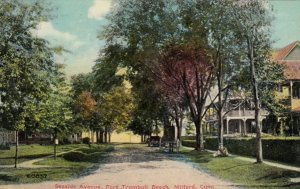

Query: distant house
[0,128,16,145]
[18,131,52,145]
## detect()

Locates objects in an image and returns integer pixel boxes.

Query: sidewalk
[0,147,80,168]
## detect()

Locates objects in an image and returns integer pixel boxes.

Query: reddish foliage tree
[157,44,215,150]
[78,91,97,120]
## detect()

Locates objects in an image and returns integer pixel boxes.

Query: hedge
[62,151,85,162]
[182,137,300,166]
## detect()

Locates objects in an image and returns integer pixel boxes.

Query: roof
[273,41,300,80]
[273,41,300,60]
[278,60,300,80]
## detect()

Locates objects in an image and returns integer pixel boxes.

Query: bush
[0,143,10,150]
[82,137,90,145]
[62,151,85,162]
[83,152,103,163]
[183,137,300,165]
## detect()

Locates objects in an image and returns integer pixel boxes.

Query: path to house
[0,147,81,168]
[3,144,238,189]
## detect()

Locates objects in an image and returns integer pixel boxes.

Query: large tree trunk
[195,119,204,150]
[248,38,263,163]
[217,60,224,149]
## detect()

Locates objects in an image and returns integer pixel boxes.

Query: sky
[33,0,300,77]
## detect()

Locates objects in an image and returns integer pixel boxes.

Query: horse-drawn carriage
[159,137,180,152]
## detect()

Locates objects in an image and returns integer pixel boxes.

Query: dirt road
[2,144,237,189]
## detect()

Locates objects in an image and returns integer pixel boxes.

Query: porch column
[243,119,247,135]
[290,81,294,135]
[238,120,242,133]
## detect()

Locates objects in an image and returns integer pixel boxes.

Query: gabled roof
[273,41,300,80]
[273,41,300,61]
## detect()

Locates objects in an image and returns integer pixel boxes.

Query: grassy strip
[0,144,89,165]
[0,144,114,184]
[180,147,300,189]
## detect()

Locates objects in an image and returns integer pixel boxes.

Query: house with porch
[273,40,300,135]
[205,40,300,136]
[205,95,269,135]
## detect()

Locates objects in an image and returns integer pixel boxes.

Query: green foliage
[92,45,124,96]
[62,151,85,162]
[0,0,70,138]
[70,73,94,99]
[62,145,114,163]
[98,85,134,134]
[82,137,90,144]
[185,122,195,136]
[37,66,72,135]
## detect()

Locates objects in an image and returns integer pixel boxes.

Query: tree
[0,0,57,167]
[37,64,72,159]
[75,90,102,143]
[157,43,215,150]
[78,91,97,122]
[101,0,216,148]
[230,0,283,163]
[98,85,134,143]
[70,73,94,99]
[92,45,125,97]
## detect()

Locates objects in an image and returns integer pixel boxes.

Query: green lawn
[180,147,300,189]
[0,144,88,165]
[0,144,114,184]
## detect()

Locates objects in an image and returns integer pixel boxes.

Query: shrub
[62,151,85,162]
[82,137,90,144]
[0,143,10,150]
[83,152,103,163]
[72,141,81,144]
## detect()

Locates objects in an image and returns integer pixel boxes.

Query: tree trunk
[104,126,108,143]
[155,119,159,136]
[248,38,263,163]
[108,132,111,143]
[14,130,18,168]
[100,129,104,143]
[174,106,183,141]
[195,120,204,150]
[54,128,58,160]
[96,130,99,144]
[217,61,224,149]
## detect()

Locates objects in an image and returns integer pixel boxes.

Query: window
[292,83,300,99]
